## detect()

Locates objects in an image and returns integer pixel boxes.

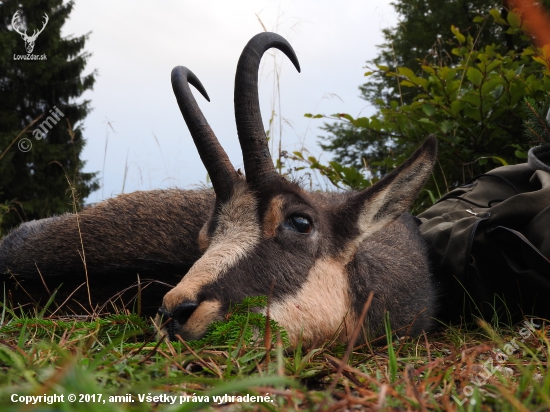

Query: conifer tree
[0,0,98,235]
[362,0,507,106]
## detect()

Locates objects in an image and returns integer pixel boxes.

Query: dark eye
[285,215,313,234]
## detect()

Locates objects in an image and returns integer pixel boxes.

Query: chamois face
[158,32,437,346]
[160,179,353,344]
[159,134,437,345]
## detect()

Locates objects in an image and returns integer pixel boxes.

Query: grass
[0,291,548,412]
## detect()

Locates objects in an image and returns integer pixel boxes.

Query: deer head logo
[11,10,49,54]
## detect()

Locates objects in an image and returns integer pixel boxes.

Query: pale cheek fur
[163,184,260,310]
[268,259,353,346]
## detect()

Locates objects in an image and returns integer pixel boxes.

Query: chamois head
[158,33,437,346]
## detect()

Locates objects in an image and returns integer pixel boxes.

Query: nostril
[157,307,171,322]
[171,301,199,325]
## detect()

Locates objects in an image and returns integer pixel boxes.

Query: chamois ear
[348,136,437,240]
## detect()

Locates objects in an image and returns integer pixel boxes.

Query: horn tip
[172,66,211,102]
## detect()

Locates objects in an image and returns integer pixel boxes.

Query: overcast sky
[59,0,398,202]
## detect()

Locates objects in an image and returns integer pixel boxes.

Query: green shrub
[305,8,550,212]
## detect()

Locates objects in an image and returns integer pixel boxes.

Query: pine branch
[522,97,550,144]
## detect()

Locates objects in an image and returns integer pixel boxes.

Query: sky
[58,0,398,202]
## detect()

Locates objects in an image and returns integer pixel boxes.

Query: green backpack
[418,144,550,323]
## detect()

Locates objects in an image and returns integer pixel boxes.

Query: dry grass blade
[137,333,166,365]
[328,292,374,393]
[405,364,427,412]
[34,264,52,297]
[48,282,87,317]
[175,334,222,378]
[311,293,375,411]
[0,115,44,162]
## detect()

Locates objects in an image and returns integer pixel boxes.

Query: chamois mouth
[157,302,198,341]
[157,300,223,341]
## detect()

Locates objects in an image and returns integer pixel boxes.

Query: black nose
[157,307,171,320]
[170,301,199,325]
[157,302,199,341]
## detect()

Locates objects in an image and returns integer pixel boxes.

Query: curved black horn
[172,66,237,202]
[234,32,301,188]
